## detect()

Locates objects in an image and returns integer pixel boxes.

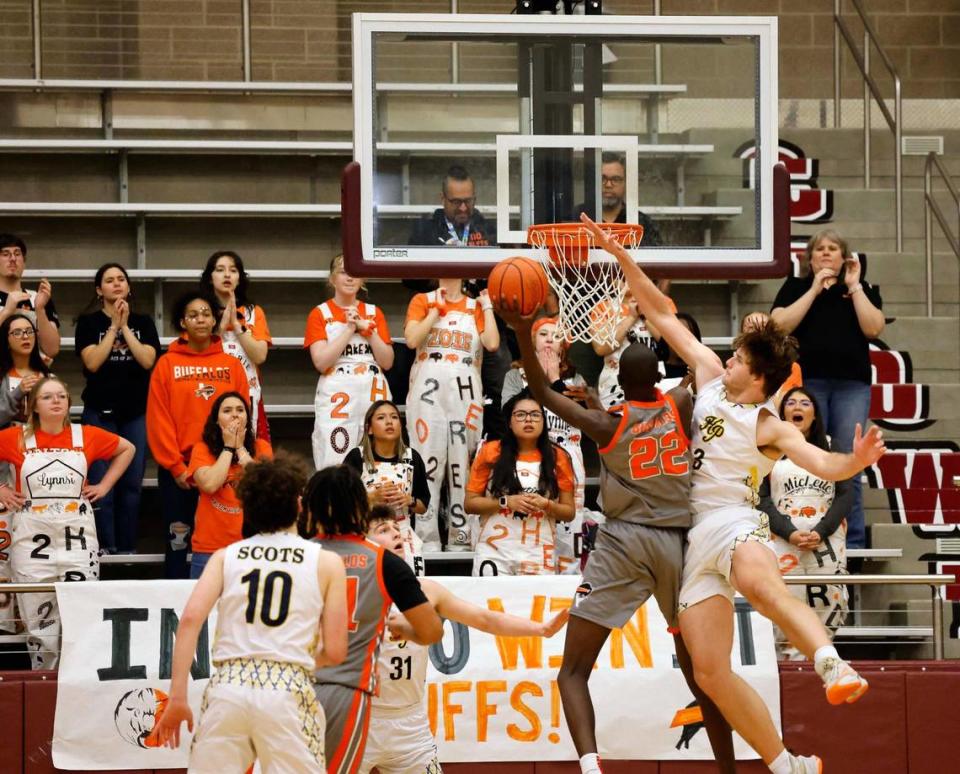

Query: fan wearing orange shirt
[186,391,273,579]
[305,255,394,469]
[464,391,575,576]
[0,376,134,669]
[404,278,499,553]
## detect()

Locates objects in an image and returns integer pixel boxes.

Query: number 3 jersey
[214,531,324,671]
[597,392,691,528]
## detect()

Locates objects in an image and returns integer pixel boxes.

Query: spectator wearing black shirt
[407,164,495,251]
[0,234,60,359]
[75,263,161,553]
[574,153,662,246]
[770,229,884,551]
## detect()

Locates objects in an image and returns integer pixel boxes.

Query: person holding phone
[770,229,884,553]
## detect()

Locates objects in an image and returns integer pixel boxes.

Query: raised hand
[853,423,886,467]
[812,267,837,294]
[34,279,52,311]
[843,254,862,290]
[491,295,535,333]
[541,608,570,637]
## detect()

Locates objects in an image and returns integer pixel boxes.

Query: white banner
[52,576,779,769]
[53,580,217,770]
[424,576,777,762]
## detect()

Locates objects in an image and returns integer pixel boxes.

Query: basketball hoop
[527,222,643,348]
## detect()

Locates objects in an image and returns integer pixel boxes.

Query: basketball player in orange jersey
[404,277,499,552]
[495,294,737,774]
[581,211,886,774]
[304,465,443,774]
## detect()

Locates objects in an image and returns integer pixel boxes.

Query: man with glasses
[0,234,60,358]
[575,153,662,246]
[407,165,494,250]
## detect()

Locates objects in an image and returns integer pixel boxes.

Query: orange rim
[527,222,644,267]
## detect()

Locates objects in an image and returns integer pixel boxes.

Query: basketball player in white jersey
[581,213,887,774]
[360,514,569,774]
[155,455,348,773]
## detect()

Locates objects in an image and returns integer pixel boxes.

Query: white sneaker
[789,753,823,773]
[819,656,870,705]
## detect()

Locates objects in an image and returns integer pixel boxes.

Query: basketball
[487,256,549,316]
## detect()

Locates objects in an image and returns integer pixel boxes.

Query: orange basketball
[487,256,549,316]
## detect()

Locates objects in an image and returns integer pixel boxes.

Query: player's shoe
[819,657,870,705]
[789,753,823,773]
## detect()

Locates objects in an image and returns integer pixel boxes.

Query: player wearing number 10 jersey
[303,465,444,774]
[155,455,348,773]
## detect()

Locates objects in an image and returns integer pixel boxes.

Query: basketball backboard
[342,12,788,279]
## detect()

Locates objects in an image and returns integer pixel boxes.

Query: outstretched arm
[759,413,886,482]
[494,297,618,449]
[426,578,569,637]
[579,213,723,388]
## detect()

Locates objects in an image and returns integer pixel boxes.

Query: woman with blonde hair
[0,376,134,668]
[305,255,394,468]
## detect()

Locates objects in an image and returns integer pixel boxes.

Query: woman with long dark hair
[147,291,249,578]
[0,313,50,425]
[759,386,851,659]
[185,391,273,578]
[465,390,575,576]
[200,250,273,440]
[74,262,160,554]
[343,399,430,574]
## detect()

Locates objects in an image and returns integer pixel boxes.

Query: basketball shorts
[359,703,442,774]
[571,518,686,630]
[678,505,777,612]
[314,682,373,774]
[189,659,325,774]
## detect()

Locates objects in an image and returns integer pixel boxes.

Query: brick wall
[0,0,957,99]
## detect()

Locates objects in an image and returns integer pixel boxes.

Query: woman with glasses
[305,255,393,469]
[200,250,273,441]
[759,386,851,659]
[464,391,575,576]
[0,313,50,426]
[343,400,430,575]
[147,292,249,578]
[74,263,160,554]
[501,317,587,574]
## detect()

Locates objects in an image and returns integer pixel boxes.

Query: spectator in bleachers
[0,314,50,426]
[501,317,587,574]
[0,376,134,668]
[591,287,672,409]
[147,292,250,579]
[306,255,393,469]
[574,153,662,245]
[74,263,160,555]
[770,230,884,551]
[405,278,499,552]
[200,251,273,441]
[407,165,494,250]
[658,311,701,392]
[759,386,851,660]
[465,391,575,576]
[0,234,60,359]
[185,391,272,579]
[343,399,430,573]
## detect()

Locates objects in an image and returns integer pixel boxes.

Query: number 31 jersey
[214,531,324,671]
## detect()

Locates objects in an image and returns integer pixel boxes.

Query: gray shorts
[314,682,372,774]
[572,518,685,630]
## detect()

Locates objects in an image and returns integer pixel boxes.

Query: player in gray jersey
[301,464,443,774]
[495,300,735,774]
[582,212,886,774]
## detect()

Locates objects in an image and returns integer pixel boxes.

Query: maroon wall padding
[780,667,909,774]
[0,681,23,774]
[905,672,960,773]
[661,762,767,772]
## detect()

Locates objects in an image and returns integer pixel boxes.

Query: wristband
[480,301,493,312]
[498,495,511,516]
[222,446,237,454]
[848,284,863,296]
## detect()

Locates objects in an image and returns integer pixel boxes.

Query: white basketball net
[528,223,643,349]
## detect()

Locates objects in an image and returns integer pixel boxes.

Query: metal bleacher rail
[0,573,953,659]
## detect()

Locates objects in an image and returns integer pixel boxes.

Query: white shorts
[359,704,441,774]
[189,679,325,774]
[678,506,776,612]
